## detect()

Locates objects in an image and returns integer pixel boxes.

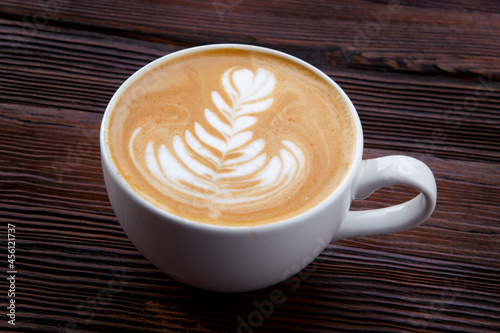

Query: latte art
[108,48,356,226]
[131,67,305,218]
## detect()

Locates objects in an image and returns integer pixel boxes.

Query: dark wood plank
[2,0,500,77]
[1,17,498,163]
[332,68,500,162]
[0,0,499,332]
[1,100,498,332]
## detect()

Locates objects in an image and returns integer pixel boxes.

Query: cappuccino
[107,48,356,226]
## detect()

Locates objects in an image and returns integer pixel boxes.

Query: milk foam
[130,68,306,217]
[109,48,357,226]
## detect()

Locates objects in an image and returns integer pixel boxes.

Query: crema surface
[107,49,356,226]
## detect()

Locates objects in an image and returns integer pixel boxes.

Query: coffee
[107,48,356,226]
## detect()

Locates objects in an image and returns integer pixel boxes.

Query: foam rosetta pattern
[129,67,306,217]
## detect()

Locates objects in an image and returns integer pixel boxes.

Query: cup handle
[333,156,437,241]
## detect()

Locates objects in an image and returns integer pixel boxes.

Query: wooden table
[1,1,499,332]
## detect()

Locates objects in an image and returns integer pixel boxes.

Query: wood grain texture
[0,0,499,332]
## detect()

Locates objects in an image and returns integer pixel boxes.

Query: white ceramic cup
[100,44,437,292]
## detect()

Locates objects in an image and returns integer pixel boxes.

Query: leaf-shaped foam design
[211,91,232,122]
[172,135,214,177]
[222,139,265,166]
[193,123,227,153]
[216,153,267,179]
[204,109,232,137]
[223,68,277,105]
[184,130,218,165]
[227,131,253,150]
[131,67,306,218]
[233,116,257,133]
[237,98,274,116]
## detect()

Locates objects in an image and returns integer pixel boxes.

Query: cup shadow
[147,255,369,333]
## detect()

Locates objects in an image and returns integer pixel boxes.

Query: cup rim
[100,43,364,232]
